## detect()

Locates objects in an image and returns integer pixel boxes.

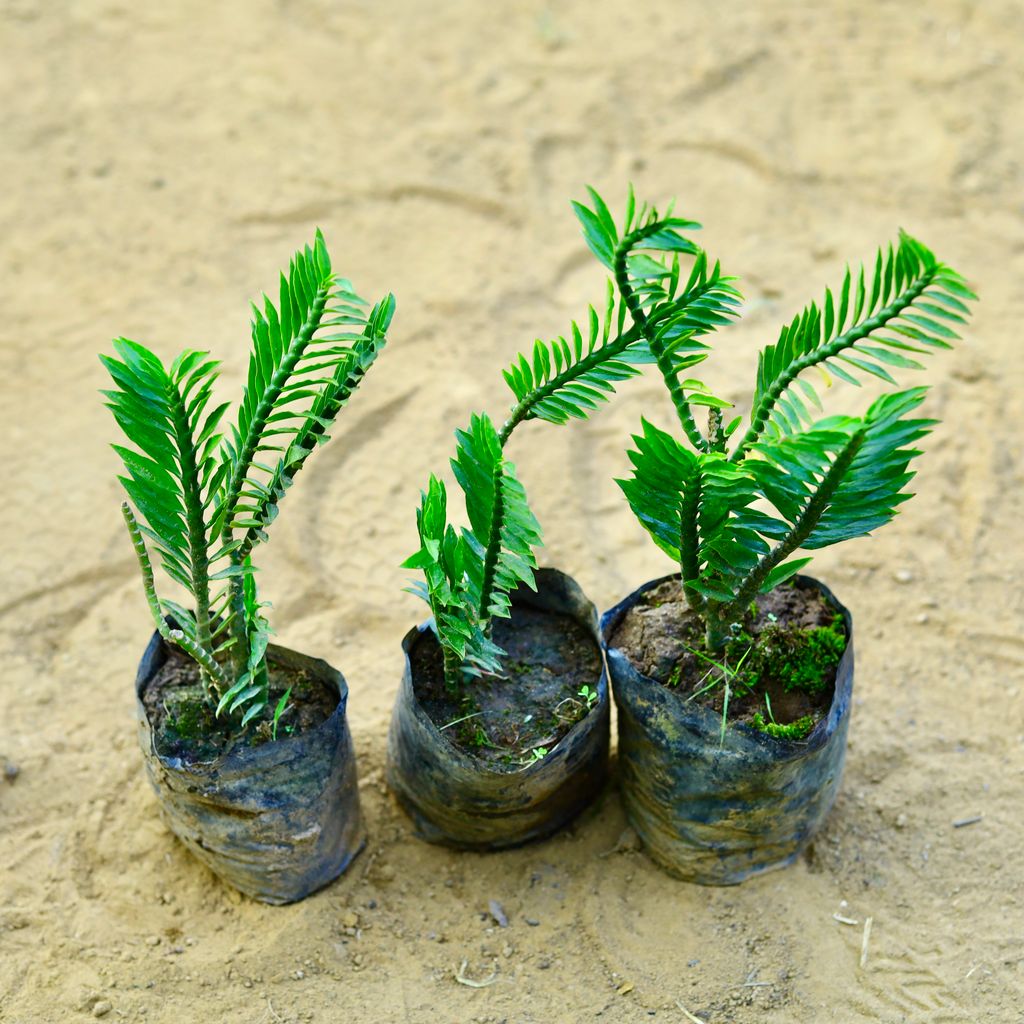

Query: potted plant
[586,189,977,883]
[102,232,395,903]
[386,190,741,849]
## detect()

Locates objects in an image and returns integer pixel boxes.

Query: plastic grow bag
[135,633,365,904]
[386,567,610,850]
[602,573,854,885]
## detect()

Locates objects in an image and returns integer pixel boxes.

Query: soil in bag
[410,604,603,768]
[609,578,847,737]
[143,647,338,762]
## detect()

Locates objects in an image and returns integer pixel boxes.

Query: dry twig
[675,1001,707,1024]
[859,916,874,970]
[455,959,498,988]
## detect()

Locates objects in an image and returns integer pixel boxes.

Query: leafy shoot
[105,231,394,730]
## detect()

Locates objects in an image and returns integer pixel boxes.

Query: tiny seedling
[404,189,739,695]
[521,746,549,768]
[578,685,598,709]
[104,233,394,731]
[570,187,976,729]
[271,687,292,742]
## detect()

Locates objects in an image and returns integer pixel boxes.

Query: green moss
[162,693,218,743]
[752,712,815,741]
[750,614,845,694]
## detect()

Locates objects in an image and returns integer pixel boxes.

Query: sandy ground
[2,2,1022,1021]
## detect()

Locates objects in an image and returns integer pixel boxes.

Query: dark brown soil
[142,647,339,763]
[410,605,603,768]
[609,579,846,733]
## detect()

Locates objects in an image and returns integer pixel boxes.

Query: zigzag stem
[235,342,378,564]
[122,503,226,694]
[442,640,465,695]
[613,225,708,453]
[497,323,643,446]
[731,272,935,461]
[678,468,705,612]
[708,431,865,648]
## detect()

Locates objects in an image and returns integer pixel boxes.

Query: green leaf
[734,233,975,456]
[271,687,292,741]
[571,200,615,269]
[212,234,387,546]
[759,557,812,592]
[618,420,774,604]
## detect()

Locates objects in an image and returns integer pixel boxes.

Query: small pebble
[145,936,161,947]
[895,813,908,829]
[488,900,509,928]
[340,910,359,929]
[92,1002,112,1019]
[3,761,19,783]
[524,917,540,927]
[893,569,914,584]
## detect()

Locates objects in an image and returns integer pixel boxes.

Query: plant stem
[717,430,865,636]
[731,274,934,461]
[218,281,331,681]
[704,604,730,651]
[678,469,704,612]
[614,226,708,452]
[227,548,248,681]
[442,643,464,695]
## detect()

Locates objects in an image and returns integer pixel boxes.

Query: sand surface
[2,2,1022,1021]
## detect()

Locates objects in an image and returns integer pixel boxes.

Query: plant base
[602,573,854,885]
[386,568,610,850]
[136,633,365,904]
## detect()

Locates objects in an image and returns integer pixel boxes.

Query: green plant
[580,188,978,652]
[104,232,394,727]
[403,189,742,692]
[752,710,815,742]
[520,745,549,767]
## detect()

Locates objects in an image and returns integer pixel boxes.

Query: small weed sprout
[520,746,549,768]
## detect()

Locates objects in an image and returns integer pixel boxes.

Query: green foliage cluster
[406,184,975,705]
[719,612,846,696]
[751,615,847,695]
[405,189,741,691]
[104,232,394,728]
[585,188,979,651]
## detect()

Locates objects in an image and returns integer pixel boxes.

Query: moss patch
[610,578,848,742]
